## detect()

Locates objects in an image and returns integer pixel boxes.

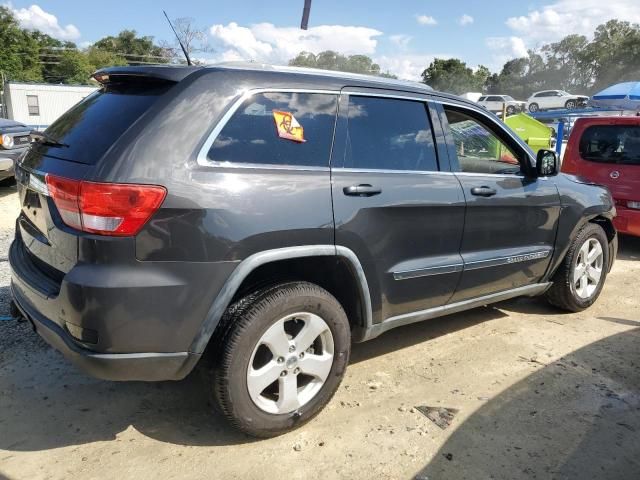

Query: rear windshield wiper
[30,130,69,148]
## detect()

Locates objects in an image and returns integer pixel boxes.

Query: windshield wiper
[30,130,69,148]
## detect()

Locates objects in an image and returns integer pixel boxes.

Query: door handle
[343,184,382,197]
[470,186,497,197]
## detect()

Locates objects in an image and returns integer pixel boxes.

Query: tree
[93,30,170,65]
[169,17,211,62]
[288,50,394,77]
[421,58,488,94]
[542,34,592,91]
[0,6,42,82]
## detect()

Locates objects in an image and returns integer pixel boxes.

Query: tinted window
[344,96,438,171]
[444,107,521,175]
[478,96,486,102]
[488,96,502,102]
[579,125,640,165]
[39,83,171,164]
[208,92,337,167]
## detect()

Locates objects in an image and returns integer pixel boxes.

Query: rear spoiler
[92,65,203,85]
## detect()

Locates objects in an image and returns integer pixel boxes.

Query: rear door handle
[470,186,497,197]
[343,184,382,197]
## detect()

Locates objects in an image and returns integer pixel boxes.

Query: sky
[5,0,640,80]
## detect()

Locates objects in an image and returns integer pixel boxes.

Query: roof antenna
[163,10,192,66]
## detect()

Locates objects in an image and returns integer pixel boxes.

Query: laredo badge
[273,110,306,143]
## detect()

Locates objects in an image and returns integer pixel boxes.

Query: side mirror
[536,149,559,177]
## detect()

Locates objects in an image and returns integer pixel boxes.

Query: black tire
[210,281,350,438]
[565,100,576,110]
[529,103,539,113]
[546,223,609,312]
[506,105,516,116]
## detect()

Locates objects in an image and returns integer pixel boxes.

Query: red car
[562,117,640,237]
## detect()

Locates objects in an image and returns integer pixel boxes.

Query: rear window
[579,125,640,165]
[208,92,338,168]
[36,82,171,164]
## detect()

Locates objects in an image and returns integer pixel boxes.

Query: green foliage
[289,50,396,78]
[92,30,170,64]
[421,58,490,94]
[0,8,170,85]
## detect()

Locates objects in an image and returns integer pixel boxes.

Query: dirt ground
[0,182,639,480]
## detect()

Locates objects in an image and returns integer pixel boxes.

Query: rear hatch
[573,122,640,205]
[14,75,176,290]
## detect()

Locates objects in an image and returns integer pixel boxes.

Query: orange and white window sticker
[273,110,306,143]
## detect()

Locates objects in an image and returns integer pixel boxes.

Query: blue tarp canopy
[590,82,640,111]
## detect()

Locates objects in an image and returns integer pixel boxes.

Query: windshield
[35,82,172,164]
[503,95,515,101]
[579,125,640,165]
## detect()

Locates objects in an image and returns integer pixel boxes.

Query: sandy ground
[0,182,639,480]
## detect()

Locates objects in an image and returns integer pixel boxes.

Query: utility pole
[300,0,312,30]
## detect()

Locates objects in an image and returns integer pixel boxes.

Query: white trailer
[3,82,98,130]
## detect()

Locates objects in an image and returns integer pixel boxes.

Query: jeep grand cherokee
[10,64,617,437]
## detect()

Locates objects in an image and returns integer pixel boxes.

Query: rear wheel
[546,223,609,312]
[529,103,539,113]
[210,282,350,437]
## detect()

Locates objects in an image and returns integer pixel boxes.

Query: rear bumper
[613,207,640,237]
[10,282,200,381]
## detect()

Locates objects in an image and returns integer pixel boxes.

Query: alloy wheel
[246,312,334,414]
[573,238,604,299]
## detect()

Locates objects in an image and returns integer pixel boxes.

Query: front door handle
[343,184,382,197]
[470,186,497,197]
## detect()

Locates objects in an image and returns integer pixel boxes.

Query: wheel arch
[189,245,373,355]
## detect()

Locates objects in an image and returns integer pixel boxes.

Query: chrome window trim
[338,167,454,176]
[196,88,340,169]
[341,90,430,103]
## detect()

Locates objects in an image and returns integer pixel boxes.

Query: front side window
[344,96,438,172]
[444,107,521,175]
[27,95,39,116]
[579,125,640,165]
[208,92,337,168]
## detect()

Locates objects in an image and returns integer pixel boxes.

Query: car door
[435,101,561,302]
[487,96,501,111]
[331,89,466,324]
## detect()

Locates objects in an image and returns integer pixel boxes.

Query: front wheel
[210,282,350,437]
[565,100,577,110]
[546,223,609,312]
[506,105,516,116]
[529,103,539,113]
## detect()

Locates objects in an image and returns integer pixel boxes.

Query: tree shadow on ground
[415,328,640,480]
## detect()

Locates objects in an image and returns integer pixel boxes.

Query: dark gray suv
[9,64,617,437]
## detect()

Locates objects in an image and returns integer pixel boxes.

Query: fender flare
[189,245,373,354]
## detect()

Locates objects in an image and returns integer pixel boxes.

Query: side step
[360,283,552,341]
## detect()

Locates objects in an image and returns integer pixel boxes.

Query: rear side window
[344,96,438,171]
[40,82,171,164]
[208,92,337,168]
[478,96,486,102]
[579,125,640,165]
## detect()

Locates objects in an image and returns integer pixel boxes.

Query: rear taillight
[45,174,166,236]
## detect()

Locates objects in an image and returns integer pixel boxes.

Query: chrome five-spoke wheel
[247,312,334,414]
[574,237,604,299]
